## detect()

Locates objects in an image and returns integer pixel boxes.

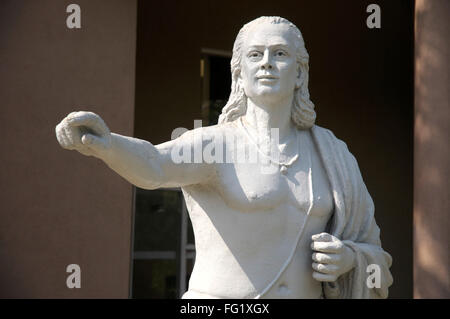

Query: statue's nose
[260,50,273,70]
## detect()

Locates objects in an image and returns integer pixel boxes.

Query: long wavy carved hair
[218,16,316,129]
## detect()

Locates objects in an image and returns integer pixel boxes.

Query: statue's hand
[310,232,356,282]
[55,111,112,158]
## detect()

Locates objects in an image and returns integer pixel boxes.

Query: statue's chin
[247,88,293,105]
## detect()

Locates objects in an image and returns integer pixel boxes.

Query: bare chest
[212,131,334,219]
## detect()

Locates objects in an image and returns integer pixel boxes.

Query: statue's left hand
[310,232,356,282]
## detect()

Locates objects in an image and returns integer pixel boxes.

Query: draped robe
[310,125,393,298]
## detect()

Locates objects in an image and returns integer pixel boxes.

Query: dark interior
[133,0,414,298]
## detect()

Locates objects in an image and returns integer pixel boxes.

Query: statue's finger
[312,252,340,264]
[312,271,337,282]
[311,241,343,253]
[68,113,109,137]
[55,124,65,146]
[311,232,334,242]
[81,133,108,151]
[90,118,109,136]
[72,127,84,145]
[63,126,76,146]
[66,111,97,127]
[312,262,338,275]
[56,128,73,150]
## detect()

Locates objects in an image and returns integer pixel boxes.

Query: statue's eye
[249,51,262,59]
[275,50,287,57]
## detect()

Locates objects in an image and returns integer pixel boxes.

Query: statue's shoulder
[197,120,240,136]
[213,119,240,131]
[310,125,354,159]
[311,124,343,144]
[179,120,238,142]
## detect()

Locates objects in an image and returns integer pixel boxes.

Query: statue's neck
[243,96,295,144]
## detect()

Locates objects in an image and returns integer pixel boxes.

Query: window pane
[132,259,177,299]
[133,188,182,251]
[208,55,231,125]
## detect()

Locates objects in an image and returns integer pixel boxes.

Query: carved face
[239,23,301,104]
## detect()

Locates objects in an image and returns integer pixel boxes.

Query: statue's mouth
[256,75,278,80]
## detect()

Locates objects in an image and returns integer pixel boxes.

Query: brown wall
[414,0,450,298]
[0,0,136,297]
[135,1,414,298]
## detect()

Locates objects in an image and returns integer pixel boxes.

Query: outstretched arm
[55,111,214,189]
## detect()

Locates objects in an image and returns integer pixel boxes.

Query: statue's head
[218,16,316,129]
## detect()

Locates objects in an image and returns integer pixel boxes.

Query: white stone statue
[56,16,393,299]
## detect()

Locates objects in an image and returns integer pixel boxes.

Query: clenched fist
[55,111,112,158]
[310,232,356,282]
